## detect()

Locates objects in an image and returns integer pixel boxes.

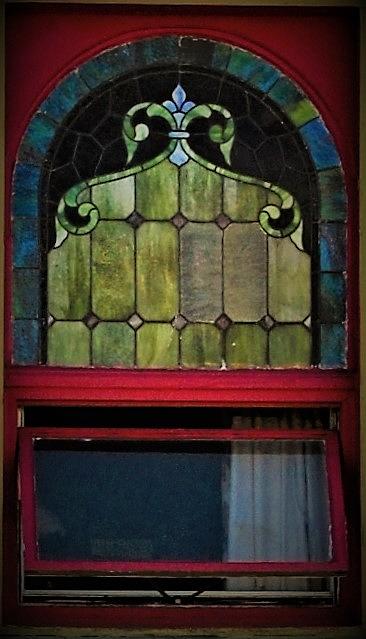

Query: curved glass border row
[11,35,347,368]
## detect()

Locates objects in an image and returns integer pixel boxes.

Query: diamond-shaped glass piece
[172,213,188,229]
[82,312,100,329]
[128,313,144,330]
[127,211,144,228]
[47,314,55,327]
[259,314,275,330]
[171,314,188,330]
[215,313,232,330]
[215,213,231,229]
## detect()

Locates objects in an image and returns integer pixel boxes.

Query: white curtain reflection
[224,412,331,592]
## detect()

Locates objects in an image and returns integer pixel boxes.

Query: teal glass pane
[320,324,346,368]
[13,319,39,364]
[12,163,41,218]
[13,218,39,268]
[320,223,346,271]
[13,269,40,319]
[319,273,346,323]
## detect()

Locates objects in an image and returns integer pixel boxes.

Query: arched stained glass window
[11,36,347,369]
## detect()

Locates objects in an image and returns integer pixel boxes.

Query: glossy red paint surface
[3,3,360,629]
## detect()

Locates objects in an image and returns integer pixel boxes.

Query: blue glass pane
[300,119,340,170]
[79,46,134,89]
[228,49,280,91]
[13,268,40,319]
[34,442,224,561]
[12,164,40,218]
[320,223,346,271]
[319,273,346,323]
[318,168,347,221]
[19,114,57,163]
[40,72,90,123]
[13,218,39,268]
[320,324,346,368]
[13,319,39,364]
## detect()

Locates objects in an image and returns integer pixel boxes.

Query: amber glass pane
[223,180,268,221]
[224,224,267,321]
[226,324,267,368]
[180,161,222,221]
[136,222,179,321]
[136,160,178,220]
[269,325,311,367]
[48,322,90,366]
[48,235,90,320]
[136,323,178,368]
[92,221,135,320]
[92,322,134,367]
[268,237,311,322]
[181,324,222,368]
[180,222,222,322]
[92,176,135,219]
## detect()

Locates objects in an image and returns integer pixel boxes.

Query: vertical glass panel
[92,221,134,320]
[13,268,40,319]
[180,222,222,321]
[224,224,267,321]
[48,234,90,320]
[136,160,178,220]
[136,323,178,368]
[269,325,311,367]
[180,161,222,221]
[92,176,135,219]
[268,237,311,322]
[48,321,90,366]
[181,323,222,368]
[92,322,134,367]
[13,319,39,364]
[318,168,346,221]
[136,222,178,321]
[223,180,267,221]
[320,324,346,368]
[226,324,267,368]
[13,218,39,268]
[319,273,346,323]
[320,223,346,271]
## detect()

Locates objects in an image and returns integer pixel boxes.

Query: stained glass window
[11,36,347,368]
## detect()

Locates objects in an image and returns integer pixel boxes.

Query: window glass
[12,37,347,368]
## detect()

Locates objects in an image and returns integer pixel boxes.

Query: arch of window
[11,35,347,369]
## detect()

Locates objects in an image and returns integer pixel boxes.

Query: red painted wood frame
[19,427,348,576]
[4,3,360,629]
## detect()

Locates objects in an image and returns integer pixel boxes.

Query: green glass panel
[180,222,222,322]
[136,323,178,368]
[224,224,267,321]
[180,160,222,221]
[137,222,178,320]
[92,176,135,219]
[48,234,90,319]
[223,179,267,221]
[48,321,90,366]
[269,325,311,367]
[92,322,134,367]
[268,237,311,322]
[92,221,134,320]
[136,160,178,220]
[226,324,267,368]
[181,324,222,368]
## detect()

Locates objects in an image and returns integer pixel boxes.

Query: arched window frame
[2,5,362,632]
